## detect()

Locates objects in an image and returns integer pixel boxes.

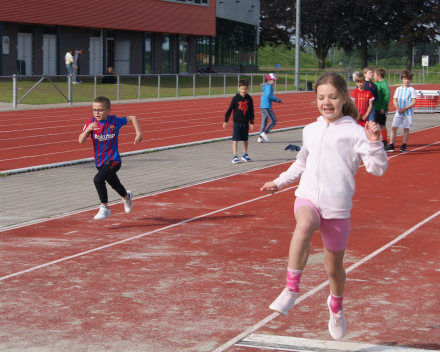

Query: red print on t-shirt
[238,101,249,115]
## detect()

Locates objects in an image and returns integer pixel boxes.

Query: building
[0,0,259,77]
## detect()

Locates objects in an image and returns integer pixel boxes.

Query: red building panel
[1,0,216,36]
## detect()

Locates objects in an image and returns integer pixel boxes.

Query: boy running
[259,73,283,142]
[79,96,143,220]
[224,79,255,163]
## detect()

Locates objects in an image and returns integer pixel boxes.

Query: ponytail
[315,73,360,121]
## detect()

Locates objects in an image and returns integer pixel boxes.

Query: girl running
[260,73,388,340]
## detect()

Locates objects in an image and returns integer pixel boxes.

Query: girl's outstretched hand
[365,121,380,142]
[261,181,279,195]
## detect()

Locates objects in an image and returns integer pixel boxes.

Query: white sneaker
[269,288,299,316]
[123,190,133,213]
[94,206,111,220]
[257,137,263,143]
[327,295,346,340]
[261,132,270,142]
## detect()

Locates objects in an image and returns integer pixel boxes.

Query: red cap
[265,73,279,81]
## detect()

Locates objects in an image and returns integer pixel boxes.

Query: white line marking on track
[211,210,440,352]
[63,231,78,235]
[236,333,436,351]
[0,185,299,282]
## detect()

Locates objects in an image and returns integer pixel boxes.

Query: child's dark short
[374,110,387,126]
[232,123,249,141]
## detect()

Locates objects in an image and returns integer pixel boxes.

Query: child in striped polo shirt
[385,70,417,153]
[79,96,143,220]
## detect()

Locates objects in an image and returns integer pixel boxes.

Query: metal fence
[0,71,430,108]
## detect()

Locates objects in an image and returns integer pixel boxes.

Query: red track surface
[1,126,439,350]
[1,84,438,171]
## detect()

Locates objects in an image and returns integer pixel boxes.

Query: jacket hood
[260,82,271,88]
[317,115,357,126]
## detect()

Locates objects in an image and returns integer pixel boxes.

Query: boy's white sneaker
[269,288,298,316]
[257,137,263,143]
[123,190,133,213]
[261,132,270,142]
[94,206,111,220]
[327,295,346,340]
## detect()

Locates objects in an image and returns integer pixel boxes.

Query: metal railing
[3,71,429,108]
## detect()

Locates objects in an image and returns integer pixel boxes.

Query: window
[161,0,208,5]
[145,34,153,74]
[162,35,171,74]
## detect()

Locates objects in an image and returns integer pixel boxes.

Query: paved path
[0,113,438,229]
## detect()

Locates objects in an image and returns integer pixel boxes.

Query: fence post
[388,72,391,84]
[158,75,160,100]
[305,73,308,91]
[238,74,240,91]
[193,74,195,98]
[224,74,226,96]
[315,72,317,86]
[285,73,287,91]
[176,74,179,98]
[251,74,253,94]
[138,75,141,101]
[209,74,211,97]
[12,74,17,108]
[68,75,73,105]
[274,74,277,92]
[94,76,97,99]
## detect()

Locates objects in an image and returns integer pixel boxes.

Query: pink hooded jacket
[274,116,388,219]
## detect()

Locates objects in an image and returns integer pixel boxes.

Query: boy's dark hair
[355,73,365,82]
[239,79,249,87]
[401,69,413,80]
[94,96,111,109]
[374,67,386,78]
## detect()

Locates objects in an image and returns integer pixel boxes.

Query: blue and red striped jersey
[83,115,127,167]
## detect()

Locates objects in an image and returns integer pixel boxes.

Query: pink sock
[329,292,344,313]
[286,268,303,292]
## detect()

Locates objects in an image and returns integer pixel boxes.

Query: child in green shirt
[373,68,391,147]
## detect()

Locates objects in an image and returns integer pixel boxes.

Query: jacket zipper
[316,123,329,213]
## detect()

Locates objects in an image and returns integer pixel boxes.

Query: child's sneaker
[94,206,111,220]
[327,295,346,340]
[384,144,395,152]
[261,132,270,142]
[232,156,240,163]
[382,140,388,148]
[269,288,298,316]
[257,137,263,143]
[123,190,133,213]
[400,146,407,153]
[241,153,251,162]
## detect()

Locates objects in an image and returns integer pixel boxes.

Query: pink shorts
[294,198,350,252]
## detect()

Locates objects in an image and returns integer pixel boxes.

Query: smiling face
[317,83,346,124]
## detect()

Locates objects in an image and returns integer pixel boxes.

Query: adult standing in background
[65,49,74,82]
[73,49,84,84]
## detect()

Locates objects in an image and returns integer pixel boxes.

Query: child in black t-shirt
[223,79,255,163]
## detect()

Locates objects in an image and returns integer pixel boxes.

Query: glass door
[179,35,189,74]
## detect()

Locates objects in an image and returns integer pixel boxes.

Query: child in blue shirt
[259,73,283,142]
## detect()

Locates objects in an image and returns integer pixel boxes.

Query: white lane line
[0,185,298,282]
[211,210,440,352]
[63,231,78,235]
[0,160,297,233]
[236,333,435,351]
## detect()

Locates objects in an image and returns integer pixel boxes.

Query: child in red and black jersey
[350,73,374,127]
[79,96,143,220]
[223,79,255,163]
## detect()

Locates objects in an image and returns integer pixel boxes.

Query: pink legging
[294,198,350,252]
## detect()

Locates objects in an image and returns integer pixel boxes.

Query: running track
[1,84,438,171]
[1,126,439,351]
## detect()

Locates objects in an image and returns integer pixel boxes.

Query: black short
[232,123,249,141]
[374,110,387,126]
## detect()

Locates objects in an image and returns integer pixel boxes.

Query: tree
[259,0,293,48]
[387,0,440,70]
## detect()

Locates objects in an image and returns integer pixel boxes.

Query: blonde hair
[315,73,360,121]
[355,73,365,82]
[375,67,386,78]
[363,67,374,74]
